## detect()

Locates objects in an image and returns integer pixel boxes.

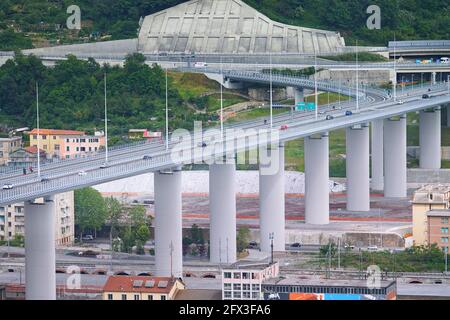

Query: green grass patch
[320,52,388,62]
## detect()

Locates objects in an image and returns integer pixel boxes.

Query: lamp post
[269,232,274,264]
[104,73,109,165]
[165,68,169,150]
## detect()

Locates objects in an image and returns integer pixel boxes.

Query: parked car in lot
[344,244,355,250]
[2,184,13,190]
[367,246,378,252]
[82,235,94,241]
[247,241,259,249]
[77,250,98,257]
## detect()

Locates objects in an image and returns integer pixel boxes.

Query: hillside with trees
[0,0,449,50]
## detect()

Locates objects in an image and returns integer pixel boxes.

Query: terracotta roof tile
[103,276,181,294]
[29,129,85,136]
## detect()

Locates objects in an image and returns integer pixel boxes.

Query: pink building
[61,134,106,159]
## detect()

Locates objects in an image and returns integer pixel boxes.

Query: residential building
[221,262,279,300]
[102,276,185,300]
[261,277,397,300]
[0,136,22,165]
[426,210,450,252]
[28,129,105,160]
[0,191,75,246]
[412,184,450,246]
[8,146,46,169]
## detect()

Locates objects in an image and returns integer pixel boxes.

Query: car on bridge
[326,115,334,120]
[78,170,87,176]
[143,155,153,160]
[345,111,353,116]
[397,100,405,105]
[280,124,289,131]
[40,177,50,183]
[422,94,431,99]
[2,184,13,190]
[100,163,110,169]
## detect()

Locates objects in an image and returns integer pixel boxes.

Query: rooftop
[23,146,46,155]
[263,277,395,289]
[413,184,450,204]
[29,129,85,136]
[103,276,183,294]
[175,289,222,300]
[427,210,450,217]
[224,261,277,271]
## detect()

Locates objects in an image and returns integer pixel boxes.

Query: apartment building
[0,136,22,165]
[9,146,46,169]
[222,262,279,300]
[426,210,450,252]
[413,184,450,247]
[102,276,185,300]
[0,191,75,246]
[28,129,105,160]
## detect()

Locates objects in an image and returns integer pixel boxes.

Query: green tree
[237,227,251,253]
[74,187,107,241]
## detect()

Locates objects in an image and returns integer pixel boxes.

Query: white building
[0,191,74,246]
[221,262,279,300]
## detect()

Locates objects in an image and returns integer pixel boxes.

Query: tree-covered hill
[0,0,449,50]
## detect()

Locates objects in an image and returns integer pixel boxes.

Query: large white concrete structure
[371,119,384,191]
[304,133,330,225]
[154,169,183,277]
[137,0,345,54]
[384,116,407,198]
[259,144,285,252]
[209,161,237,264]
[419,109,441,169]
[24,197,56,300]
[346,124,370,212]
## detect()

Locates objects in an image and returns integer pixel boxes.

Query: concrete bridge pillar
[259,143,285,253]
[294,87,304,106]
[420,109,441,169]
[25,196,56,300]
[304,133,329,225]
[346,124,370,212]
[371,119,384,191]
[432,72,437,85]
[154,168,183,277]
[209,161,237,264]
[384,115,407,198]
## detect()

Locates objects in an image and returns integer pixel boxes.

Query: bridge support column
[210,161,236,264]
[346,124,370,212]
[384,115,407,198]
[154,168,183,277]
[432,72,437,85]
[305,133,329,225]
[371,119,384,191]
[294,87,304,105]
[25,196,56,300]
[420,109,441,169]
[259,143,285,253]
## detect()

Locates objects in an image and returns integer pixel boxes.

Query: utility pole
[269,53,273,128]
[393,34,397,102]
[220,57,224,140]
[269,233,274,264]
[314,52,318,120]
[165,68,169,150]
[355,40,359,112]
[169,241,174,278]
[36,82,41,179]
[104,73,109,164]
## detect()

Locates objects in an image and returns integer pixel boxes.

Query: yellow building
[102,276,185,301]
[412,184,450,246]
[28,129,85,158]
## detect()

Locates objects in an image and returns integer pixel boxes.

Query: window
[441,228,449,234]
[80,147,86,152]
[224,291,232,299]
[224,272,231,279]
[108,294,113,300]
[224,283,231,290]
[42,135,47,140]
[148,295,153,300]
[66,146,70,151]
[53,136,57,140]
[243,284,250,291]
[233,284,241,291]
[33,135,37,139]
[233,291,241,299]
[43,145,47,150]
[161,295,166,300]
[121,294,127,300]
[76,147,79,152]
[80,139,86,143]
[442,217,449,224]
[242,272,250,279]
[243,292,251,299]
[54,145,60,151]
[441,237,449,243]
[134,294,139,300]
[66,139,70,143]
[233,272,241,279]
[252,284,260,291]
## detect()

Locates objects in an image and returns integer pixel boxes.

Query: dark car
[40,177,50,183]
[291,243,302,248]
[422,94,431,99]
[345,111,353,116]
[247,241,259,249]
[143,155,153,160]
[326,115,334,120]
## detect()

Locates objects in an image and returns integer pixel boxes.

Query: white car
[2,184,13,190]
[397,100,404,105]
[78,170,87,176]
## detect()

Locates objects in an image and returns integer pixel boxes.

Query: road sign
[295,102,306,111]
[307,102,316,111]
